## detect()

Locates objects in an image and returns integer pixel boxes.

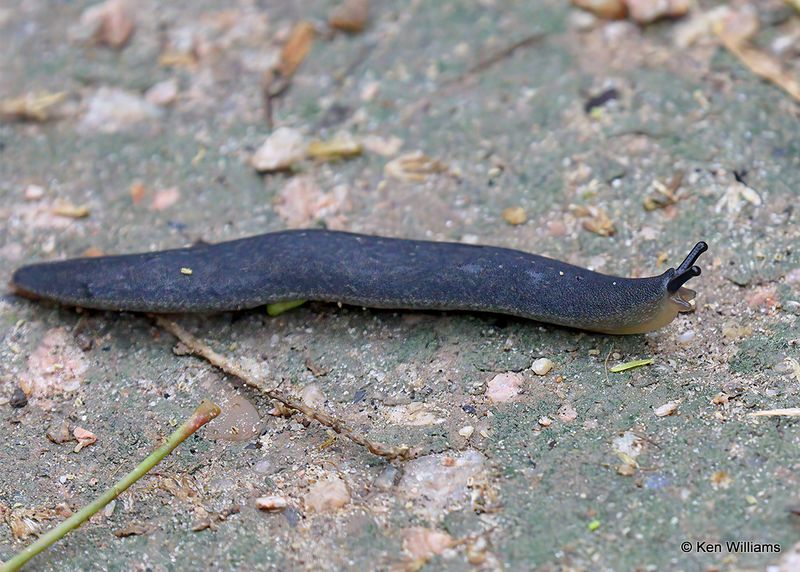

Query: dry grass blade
[748,408,800,417]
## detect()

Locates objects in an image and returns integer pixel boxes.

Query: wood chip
[255,496,289,512]
[502,206,527,225]
[129,181,147,204]
[329,0,370,33]
[279,21,316,77]
[52,202,90,219]
[571,0,628,20]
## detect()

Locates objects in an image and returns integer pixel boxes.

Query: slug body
[10,230,707,334]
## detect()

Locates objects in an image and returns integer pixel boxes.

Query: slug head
[607,241,707,334]
[665,240,707,312]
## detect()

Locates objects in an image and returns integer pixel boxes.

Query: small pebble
[251,127,306,172]
[531,358,554,375]
[654,400,680,417]
[301,383,325,408]
[458,425,474,439]
[538,416,552,427]
[74,331,94,352]
[10,386,28,408]
[255,496,288,512]
[403,527,454,560]
[677,330,695,344]
[8,386,28,409]
[24,184,45,201]
[305,476,350,512]
[486,372,522,403]
[557,403,578,422]
[372,465,398,491]
[145,78,179,107]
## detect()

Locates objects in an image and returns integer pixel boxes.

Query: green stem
[1,400,221,572]
[266,299,306,316]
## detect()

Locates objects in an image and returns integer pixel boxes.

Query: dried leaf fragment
[279,21,316,77]
[714,19,800,102]
[710,470,732,489]
[73,426,97,452]
[329,0,370,33]
[384,151,447,182]
[307,132,363,161]
[0,91,67,122]
[643,171,683,211]
[7,507,52,540]
[581,208,616,237]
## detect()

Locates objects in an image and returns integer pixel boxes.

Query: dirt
[1,0,799,570]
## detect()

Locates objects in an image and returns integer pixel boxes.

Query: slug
[10,230,707,334]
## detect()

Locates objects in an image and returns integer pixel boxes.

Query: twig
[445,32,546,86]
[153,317,413,461]
[402,32,545,121]
[1,400,220,572]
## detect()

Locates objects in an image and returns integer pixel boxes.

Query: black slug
[10,230,707,334]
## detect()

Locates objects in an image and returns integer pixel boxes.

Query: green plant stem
[1,400,221,572]
[266,299,306,316]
